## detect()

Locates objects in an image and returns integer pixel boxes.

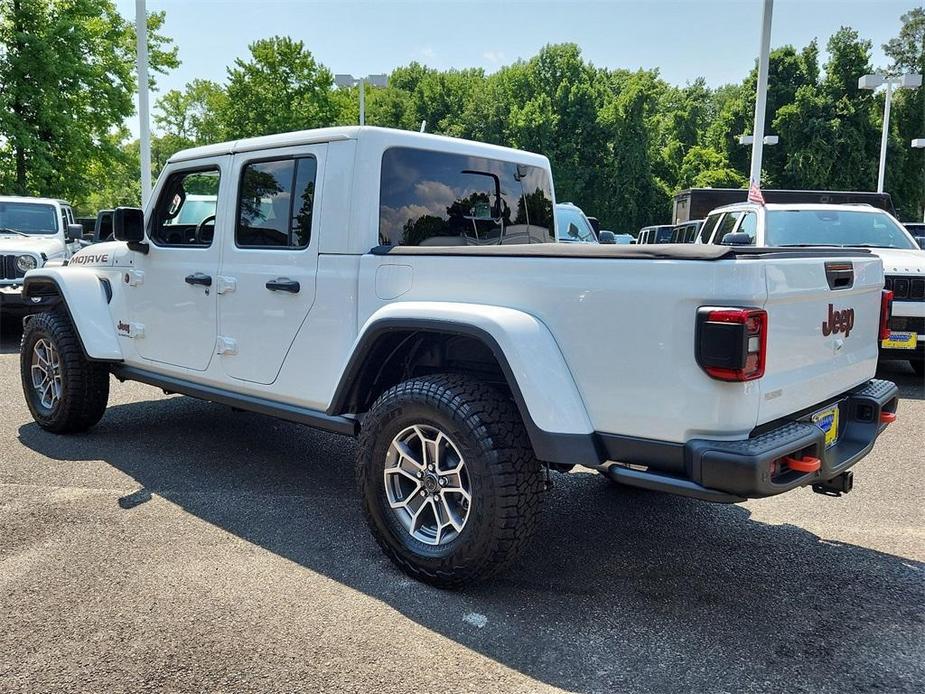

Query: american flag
[747,180,766,205]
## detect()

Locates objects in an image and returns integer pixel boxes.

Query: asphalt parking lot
[0,317,922,694]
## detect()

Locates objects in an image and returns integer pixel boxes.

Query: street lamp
[858,72,923,193]
[334,73,387,125]
[739,135,779,146]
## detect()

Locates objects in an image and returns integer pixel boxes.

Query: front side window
[737,212,758,244]
[150,168,220,247]
[379,147,554,246]
[712,212,743,244]
[237,156,316,248]
[0,202,58,235]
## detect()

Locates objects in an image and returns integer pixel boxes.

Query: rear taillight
[696,307,768,382]
[879,289,893,341]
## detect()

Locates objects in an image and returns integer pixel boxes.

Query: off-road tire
[357,374,544,588]
[20,310,110,433]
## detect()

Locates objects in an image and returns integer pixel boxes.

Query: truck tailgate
[757,255,882,425]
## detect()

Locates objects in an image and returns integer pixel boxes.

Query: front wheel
[20,310,110,433]
[357,374,545,588]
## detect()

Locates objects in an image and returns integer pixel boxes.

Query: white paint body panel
[26,128,887,449]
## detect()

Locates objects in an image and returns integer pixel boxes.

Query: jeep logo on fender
[822,304,854,337]
[70,253,109,265]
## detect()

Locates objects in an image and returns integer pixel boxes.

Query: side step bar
[605,464,745,504]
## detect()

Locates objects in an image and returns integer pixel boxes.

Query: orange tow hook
[879,411,897,424]
[784,455,822,473]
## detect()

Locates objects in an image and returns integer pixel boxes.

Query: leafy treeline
[1,2,923,228]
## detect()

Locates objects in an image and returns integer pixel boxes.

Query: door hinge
[124,270,144,287]
[216,336,238,355]
[215,276,237,294]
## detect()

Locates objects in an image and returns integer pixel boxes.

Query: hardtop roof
[167,126,550,168]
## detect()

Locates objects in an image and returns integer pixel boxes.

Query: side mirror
[66,224,83,241]
[915,236,925,249]
[113,207,145,242]
[721,231,753,246]
[598,230,616,244]
[586,216,601,234]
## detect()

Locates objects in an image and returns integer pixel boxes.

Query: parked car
[903,222,925,248]
[608,232,634,244]
[0,196,82,315]
[19,126,898,586]
[672,219,703,244]
[701,201,924,375]
[637,224,674,244]
[673,188,896,224]
[555,202,599,243]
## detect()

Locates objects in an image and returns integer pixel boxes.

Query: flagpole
[749,0,774,186]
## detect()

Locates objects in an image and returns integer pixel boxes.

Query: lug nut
[428,464,435,471]
[416,471,423,479]
[420,490,426,497]
[439,477,447,486]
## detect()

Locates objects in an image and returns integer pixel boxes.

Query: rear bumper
[599,379,899,502]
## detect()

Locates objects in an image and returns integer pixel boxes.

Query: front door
[216,145,325,384]
[129,159,227,371]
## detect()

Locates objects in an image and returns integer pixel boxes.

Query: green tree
[155,79,228,145]
[0,0,177,200]
[222,36,337,138]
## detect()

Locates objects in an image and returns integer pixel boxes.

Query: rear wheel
[357,374,544,588]
[20,310,110,433]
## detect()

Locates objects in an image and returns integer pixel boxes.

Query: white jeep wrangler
[19,127,899,586]
[0,196,82,315]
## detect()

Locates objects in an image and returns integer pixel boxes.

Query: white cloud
[482,50,506,65]
[420,46,435,59]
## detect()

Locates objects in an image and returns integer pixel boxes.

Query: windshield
[0,202,58,234]
[767,209,917,249]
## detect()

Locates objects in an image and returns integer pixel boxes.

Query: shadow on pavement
[17,392,925,692]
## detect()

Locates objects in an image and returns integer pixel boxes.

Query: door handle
[265,277,301,294]
[184,272,212,287]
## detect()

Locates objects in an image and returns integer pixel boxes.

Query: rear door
[757,254,883,425]
[217,144,325,384]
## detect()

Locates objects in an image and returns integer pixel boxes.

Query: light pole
[748,0,774,186]
[858,72,923,193]
[334,73,387,125]
[739,135,779,146]
[135,0,151,206]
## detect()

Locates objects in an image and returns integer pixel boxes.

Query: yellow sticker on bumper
[882,331,918,350]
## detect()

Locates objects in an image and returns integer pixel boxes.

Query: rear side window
[379,147,554,246]
[712,212,743,244]
[700,213,722,242]
[237,156,316,248]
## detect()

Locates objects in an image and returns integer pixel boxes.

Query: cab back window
[379,147,554,246]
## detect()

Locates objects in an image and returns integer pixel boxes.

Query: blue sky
[117,0,920,130]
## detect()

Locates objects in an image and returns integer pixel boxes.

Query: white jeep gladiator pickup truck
[19,127,898,586]
[1,196,83,315]
[699,201,925,376]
